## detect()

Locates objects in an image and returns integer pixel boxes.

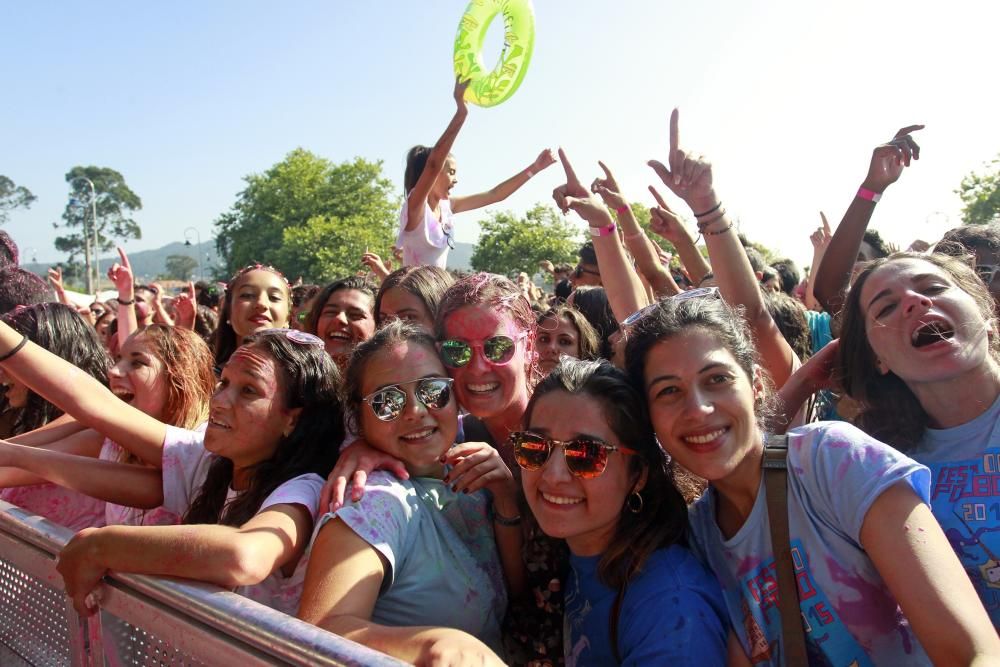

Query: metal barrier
[0,500,407,667]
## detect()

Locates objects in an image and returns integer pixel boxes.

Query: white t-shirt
[161,425,324,615]
[396,197,453,268]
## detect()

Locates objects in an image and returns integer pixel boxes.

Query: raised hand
[591,161,628,210]
[862,125,924,194]
[454,76,472,111]
[530,148,557,173]
[360,251,391,281]
[47,266,65,293]
[106,247,134,298]
[551,148,610,225]
[173,282,196,329]
[647,109,715,211]
[647,186,691,244]
[810,212,833,251]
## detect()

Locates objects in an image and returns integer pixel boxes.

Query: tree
[163,254,199,281]
[214,149,399,279]
[54,167,143,291]
[958,156,1000,225]
[0,176,37,224]
[470,204,582,277]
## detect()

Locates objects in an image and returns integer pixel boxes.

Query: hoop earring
[627,491,644,514]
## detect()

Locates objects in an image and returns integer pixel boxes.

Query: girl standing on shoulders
[399,78,556,269]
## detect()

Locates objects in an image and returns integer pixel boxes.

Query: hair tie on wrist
[117,298,134,306]
[694,201,723,218]
[492,505,522,526]
[0,335,28,363]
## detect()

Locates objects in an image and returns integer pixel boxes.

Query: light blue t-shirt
[911,390,1000,626]
[322,470,507,655]
[689,421,931,666]
[564,546,728,666]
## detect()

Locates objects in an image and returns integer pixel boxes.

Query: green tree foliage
[163,254,199,281]
[0,176,37,224]
[470,204,582,277]
[54,167,142,260]
[214,149,399,280]
[958,156,1000,225]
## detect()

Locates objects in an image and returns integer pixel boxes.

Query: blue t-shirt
[689,421,931,666]
[911,390,1000,626]
[564,545,728,666]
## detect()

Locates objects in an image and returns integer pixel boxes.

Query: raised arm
[107,247,138,344]
[0,321,167,466]
[591,161,680,298]
[861,482,1000,665]
[813,125,923,314]
[297,518,504,665]
[0,439,162,507]
[451,149,556,214]
[405,79,471,229]
[648,185,712,286]
[148,283,175,327]
[47,267,72,306]
[56,502,313,616]
[649,109,799,387]
[805,213,833,312]
[553,149,647,322]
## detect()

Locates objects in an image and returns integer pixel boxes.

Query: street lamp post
[69,177,100,294]
[183,227,203,281]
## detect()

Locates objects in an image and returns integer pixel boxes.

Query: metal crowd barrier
[0,500,407,666]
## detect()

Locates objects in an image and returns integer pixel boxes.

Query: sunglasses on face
[362,377,454,422]
[510,431,637,479]
[977,264,1000,285]
[620,286,721,327]
[574,265,600,279]
[439,333,526,368]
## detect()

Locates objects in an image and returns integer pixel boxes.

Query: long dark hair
[537,305,601,361]
[1,303,109,435]
[183,331,344,526]
[403,145,432,195]
[570,286,618,360]
[836,252,999,449]
[374,265,455,327]
[305,276,378,337]
[525,358,688,590]
[212,264,290,369]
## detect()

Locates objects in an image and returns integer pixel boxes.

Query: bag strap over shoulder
[762,433,808,666]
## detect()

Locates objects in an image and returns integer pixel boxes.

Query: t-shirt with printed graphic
[160,425,325,615]
[689,421,932,666]
[911,390,1000,627]
[324,470,507,657]
[564,545,728,666]
[396,197,454,268]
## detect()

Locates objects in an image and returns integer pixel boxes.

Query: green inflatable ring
[453,0,535,108]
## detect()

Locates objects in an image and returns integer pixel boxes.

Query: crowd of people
[2,80,1000,666]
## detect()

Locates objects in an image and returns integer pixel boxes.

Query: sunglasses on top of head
[439,332,528,368]
[509,430,637,479]
[620,286,720,328]
[362,377,454,422]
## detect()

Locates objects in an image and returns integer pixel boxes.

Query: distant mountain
[21,239,475,284]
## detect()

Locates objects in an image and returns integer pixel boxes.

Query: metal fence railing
[0,500,406,667]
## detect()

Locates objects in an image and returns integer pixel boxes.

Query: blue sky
[4,1,999,269]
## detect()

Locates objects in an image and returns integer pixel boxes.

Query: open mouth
[466,382,499,395]
[541,492,583,506]
[326,331,351,342]
[400,427,436,442]
[111,388,135,404]
[683,428,727,444]
[911,320,955,348]
[208,417,231,430]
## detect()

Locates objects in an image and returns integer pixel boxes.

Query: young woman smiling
[306,276,377,369]
[624,293,1000,665]
[535,305,600,375]
[0,321,342,616]
[298,321,517,665]
[212,264,291,370]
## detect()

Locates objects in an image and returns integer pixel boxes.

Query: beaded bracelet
[703,220,734,236]
[0,335,28,363]
[696,208,727,229]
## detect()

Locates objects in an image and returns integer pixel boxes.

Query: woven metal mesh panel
[0,556,72,667]
[99,611,210,667]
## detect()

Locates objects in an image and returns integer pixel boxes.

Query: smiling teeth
[327,332,350,340]
[401,428,434,441]
[542,493,583,505]
[209,418,230,429]
[684,429,726,444]
[468,383,499,393]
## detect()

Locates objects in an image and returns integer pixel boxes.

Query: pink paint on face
[207,346,298,480]
[108,332,169,421]
[441,304,532,422]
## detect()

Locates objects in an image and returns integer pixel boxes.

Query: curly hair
[525,358,688,590]
[435,272,542,389]
[836,252,999,449]
[183,331,343,527]
[1,303,109,435]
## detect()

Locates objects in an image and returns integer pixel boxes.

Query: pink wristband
[615,205,630,216]
[589,223,617,238]
[857,186,882,203]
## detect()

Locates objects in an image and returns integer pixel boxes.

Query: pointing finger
[558,148,582,188]
[117,246,131,269]
[820,212,831,235]
[598,160,614,183]
[669,108,681,179]
[893,124,924,139]
[647,185,672,211]
[647,161,674,191]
